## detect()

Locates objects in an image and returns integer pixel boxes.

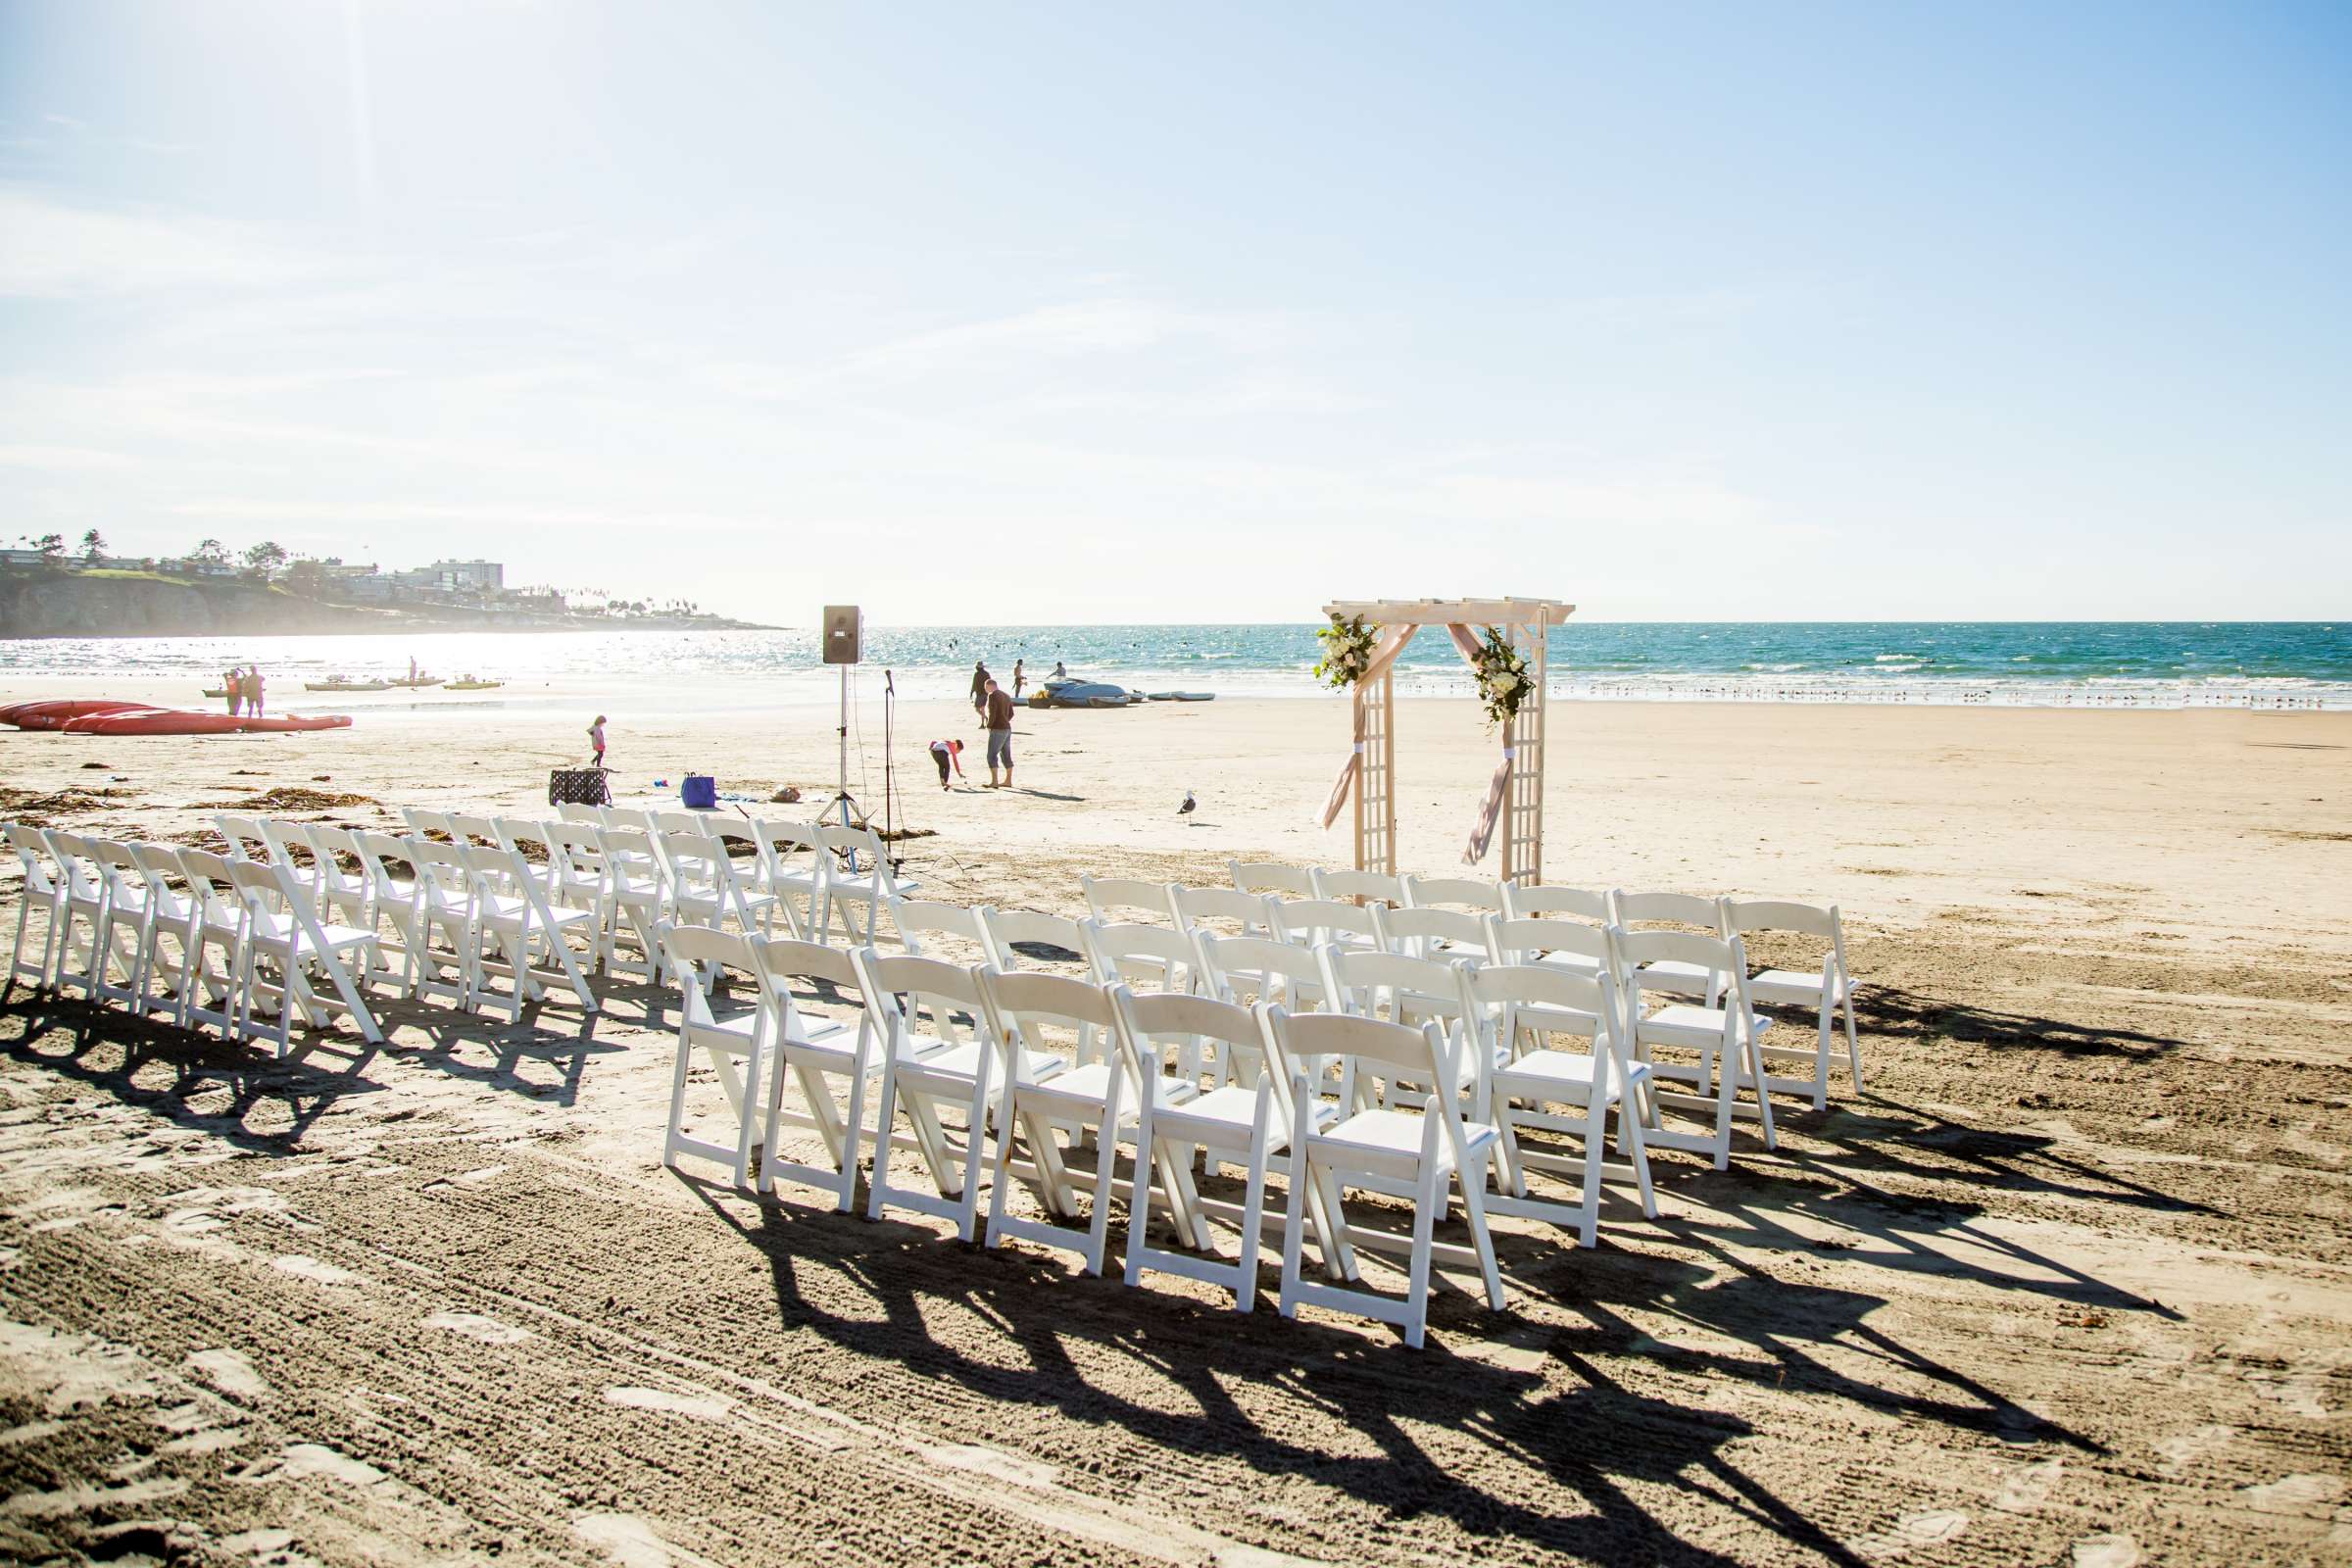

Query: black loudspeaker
[823,605,862,665]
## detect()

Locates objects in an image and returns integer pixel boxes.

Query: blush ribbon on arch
[1319,621,1519,864]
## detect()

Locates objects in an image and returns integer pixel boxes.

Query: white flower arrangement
[1472,628,1533,729]
[1314,613,1379,691]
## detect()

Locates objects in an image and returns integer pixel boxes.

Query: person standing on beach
[224,668,241,716]
[246,664,265,717]
[970,660,991,716]
[589,714,608,769]
[983,678,1015,788]
[928,736,963,789]
[1013,659,1025,700]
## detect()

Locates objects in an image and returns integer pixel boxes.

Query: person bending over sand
[929,737,964,789]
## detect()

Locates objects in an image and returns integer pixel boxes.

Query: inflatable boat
[0,699,150,730]
[306,677,390,692]
[59,708,354,736]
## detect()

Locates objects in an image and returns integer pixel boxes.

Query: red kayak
[0,699,150,730]
[59,709,354,736]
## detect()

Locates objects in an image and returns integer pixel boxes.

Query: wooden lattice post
[1356,660,1396,875]
[1501,615,1548,885]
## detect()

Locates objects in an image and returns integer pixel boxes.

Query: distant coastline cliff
[0,567,769,639]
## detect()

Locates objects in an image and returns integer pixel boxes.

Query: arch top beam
[1321,597,1575,626]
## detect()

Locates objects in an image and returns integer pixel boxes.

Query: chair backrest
[1486,914,1614,971]
[1617,927,1750,1014]
[750,935,865,1047]
[1196,932,1326,1009]
[354,829,420,891]
[5,824,60,895]
[1274,898,1380,945]
[978,966,1118,1083]
[491,815,553,859]
[980,907,1090,972]
[1229,859,1318,899]
[297,823,365,890]
[1462,961,1626,1104]
[1311,867,1404,906]
[658,830,723,895]
[128,841,192,906]
[402,806,455,838]
[458,840,534,899]
[556,802,604,825]
[44,830,103,897]
[751,819,826,886]
[176,847,241,921]
[662,923,757,1019]
[890,899,993,957]
[1723,897,1840,942]
[1080,874,1178,926]
[601,806,656,833]
[404,835,475,898]
[1111,986,1276,1099]
[214,813,272,863]
[1321,945,1469,1026]
[1404,874,1504,913]
[541,820,608,878]
[1378,905,1490,959]
[1079,919,1205,994]
[851,950,990,1054]
[257,816,318,869]
[657,810,715,838]
[1503,882,1609,922]
[1169,885,1280,939]
[87,838,147,906]
[598,826,663,898]
[1610,889,1728,935]
[815,823,889,877]
[1269,1006,1449,1094]
[224,856,299,915]
[448,812,502,848]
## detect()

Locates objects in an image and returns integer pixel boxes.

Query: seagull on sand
[1178,789,1196,816]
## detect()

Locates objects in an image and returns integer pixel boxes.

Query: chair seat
[1318,1106,1496,1169]
[1527,950,1603,975]
[1017,1060,1186,1115]
[251,912,373,950]
[896,1040,1068,1087]
[1637,958,1714,991]
[1639,1004,1771,1048]
[691,1009,761,1045]
[1494,1049,1645,1105]
[1749,968,1854,1005]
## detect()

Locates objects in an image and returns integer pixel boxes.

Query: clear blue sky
[1,1,2345,623]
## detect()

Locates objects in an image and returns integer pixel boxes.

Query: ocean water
[0,622,2343,711]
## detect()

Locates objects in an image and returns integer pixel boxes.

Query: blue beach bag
[681,774,716,810]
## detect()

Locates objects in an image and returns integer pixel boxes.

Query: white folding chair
[1267,1007,1506,1348]
[42,831,107,1000]
[978,968,1124,1274]
[596,825,669,984]
[1274,897,1381,954]
[1460,960,1656,1247]
[1079,874,1180,928]
[1485,913,1611,981]
[855,952,1011,1241]
[748,936,876,1212]
[447,811,502,848]
[750,819,828,935]
[174,849,247,1040]
[1501,882,1610,924]
[224,858,384,1053]
[1724,898,1863,1107]
[1229,860,1317,900]
[812,824,915,946]
[538,821,618,968]
[1310,867,1405,906]
[655,829,726,933]
[707,818,791,938]
[402,806,457,839]
[1113,990,1321,1312]
[1080,919,1208,996]
[1197,932,1329,1014]
[1170,886,1284,942]
[127,843,207,1026]
[1618,927,1776,1169]
[457,841,599,1020]
[889,899,995,960]
[395,837,481,1007]
[1379,905,1491,963]
[660,926,770,1190]
[5,825,66,992]
[86,839,156,1010]
[1403,874,1505,915]
[980,908,1093,972]
[1611,890,1732,1003]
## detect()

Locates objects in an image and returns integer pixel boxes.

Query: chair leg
[1277,1140,1310,1319]
[1458,1160,1506,1310]
[1404,1166,1438,1349]
[1235,1113,1271,1313]
[864,1064,903,1220]
[1843,992,1864,1091]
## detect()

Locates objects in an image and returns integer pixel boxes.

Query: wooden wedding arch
[1318,597,1574,884]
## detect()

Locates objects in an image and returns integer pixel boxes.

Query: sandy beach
[2,688,2348,1566]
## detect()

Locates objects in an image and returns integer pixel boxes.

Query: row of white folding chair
[7,824,385,1055]
[656,922,1505,1347]
[1496,887,1862,1107]
[1225,861,1512,915]
[220,812,603,1021]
